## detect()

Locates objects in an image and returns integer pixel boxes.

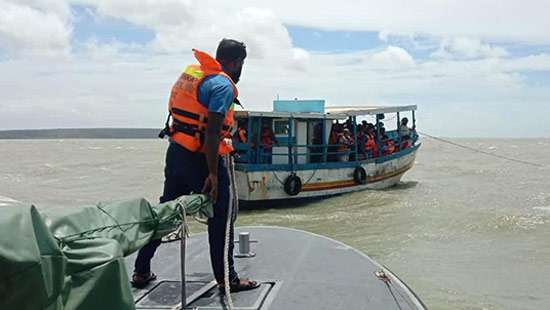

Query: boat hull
[236,144,419,201]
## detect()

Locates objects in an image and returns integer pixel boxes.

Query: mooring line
[418,131,544,168]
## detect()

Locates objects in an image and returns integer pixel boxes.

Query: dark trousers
[134,142,239,285]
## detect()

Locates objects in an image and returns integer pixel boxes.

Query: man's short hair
[216,38,247,63]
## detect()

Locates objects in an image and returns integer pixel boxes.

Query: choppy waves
[0,195,18,207]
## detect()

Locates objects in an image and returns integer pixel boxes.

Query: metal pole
[256,117,262,163]
[322,118,327,163]
[352,116,358,162]
[288,117,293,169]
[180,212,186,309]
[246,115,252,163]
[375,115,381,156]
[397,112,401,146]
[412,110,416,144]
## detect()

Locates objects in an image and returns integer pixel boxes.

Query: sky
[1,0,550,137]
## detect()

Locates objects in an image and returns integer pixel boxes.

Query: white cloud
[367,46,415,69]
[502,54,550,72]
[93,0,195,28]
[224,0,550,44]
[0,0,72,57]
[1,0,550,137]
[292,48,310,70]
[78,1,309,69]
[432,37,508,59]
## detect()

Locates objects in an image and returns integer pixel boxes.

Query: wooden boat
[233,100,420,202]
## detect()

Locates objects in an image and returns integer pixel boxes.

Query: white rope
[171,158,237,310]
[171,197,190,310]
[419,131,544,168]
[223,154,236,310]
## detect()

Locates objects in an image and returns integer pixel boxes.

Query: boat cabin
[232,99,417,168]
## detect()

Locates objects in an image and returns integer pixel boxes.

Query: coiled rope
[419,131,544,168]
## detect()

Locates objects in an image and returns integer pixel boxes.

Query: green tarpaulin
[0,195,212,310]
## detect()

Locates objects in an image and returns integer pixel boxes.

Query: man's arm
[198,75,235,203]
[201,112,224,202]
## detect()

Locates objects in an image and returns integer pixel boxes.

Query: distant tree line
[0,128,160,139]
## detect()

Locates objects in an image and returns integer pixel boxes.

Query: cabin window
[273,119,289,135]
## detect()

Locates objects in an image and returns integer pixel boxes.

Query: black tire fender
[353,166,367,185]
[284,174,302,196]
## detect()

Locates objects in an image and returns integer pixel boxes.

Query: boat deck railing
[234,130,418,167]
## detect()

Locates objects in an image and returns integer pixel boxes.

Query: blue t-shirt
[197,74,234,115]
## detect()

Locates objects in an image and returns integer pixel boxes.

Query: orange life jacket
[237,128,247,143]
[167,49,238,154]
[384,139,396,155]
[364,133,379,157]
[260,131,274,148]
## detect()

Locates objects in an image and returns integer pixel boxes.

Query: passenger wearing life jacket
[380,127,396,155]
[364,132,378,158]
[133,39,258,292]
[356,125,366,160]
[237,126,247,144]
[363,124,378,158]
[260,126,276,163]
[328,123,341,161]
[260,126,275,148]
[337,128,352,162]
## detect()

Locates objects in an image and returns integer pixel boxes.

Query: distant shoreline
[0,128,160,139]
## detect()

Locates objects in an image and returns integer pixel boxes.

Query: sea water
[1,138,549,310]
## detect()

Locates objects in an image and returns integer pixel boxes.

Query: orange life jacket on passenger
[364,133,379,157]
[384,139,396,155]
[166,49,238,155]
[260,131,274,148]
[237,128,247,143]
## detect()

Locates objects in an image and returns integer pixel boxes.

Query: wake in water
[0,195,18,207]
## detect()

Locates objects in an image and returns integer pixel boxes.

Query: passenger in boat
[356,124,366,160]
[260,126,276,163]
[380,127,396,155]
[376,122,385,136]
[337,128,352,161]
[399,117,415,149]
[328,123,341,161]
[134,39,259,292]
[364,125,379,158]
[237,126,247,144]
[345,128,355,160]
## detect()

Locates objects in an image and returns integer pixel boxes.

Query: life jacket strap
[170,107,231,131]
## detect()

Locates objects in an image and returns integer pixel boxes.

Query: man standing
[132,39,258,292]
